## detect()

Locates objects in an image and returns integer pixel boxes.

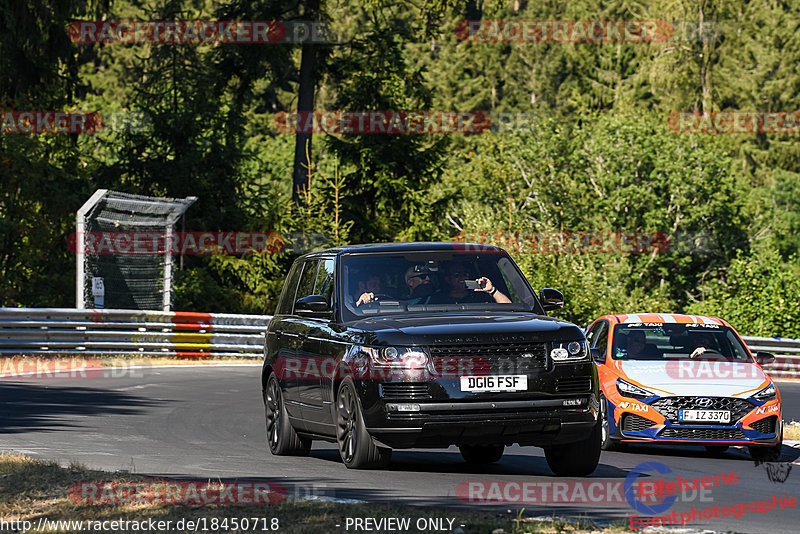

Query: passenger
[427,261,511,304]
[626,330,647,358]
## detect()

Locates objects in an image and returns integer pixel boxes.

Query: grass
[0,454,632,534]
[784,421,800,441]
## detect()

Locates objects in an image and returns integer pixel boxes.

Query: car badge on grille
[521,352,536,358]
[695,397,714,408]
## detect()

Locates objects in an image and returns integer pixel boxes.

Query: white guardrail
[0,308,272,358]
[0,309,798,374]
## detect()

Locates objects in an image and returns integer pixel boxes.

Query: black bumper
[365,399,597,448]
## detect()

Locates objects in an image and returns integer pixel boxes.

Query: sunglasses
[409,273,430,280]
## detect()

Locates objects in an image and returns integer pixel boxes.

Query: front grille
[650,396,754,424]
[751,416,778,434]
[622,414,656,433]
[557,377,592,393]
[380,383,431,399]
[428,343,548,375]
[660,427,746,440]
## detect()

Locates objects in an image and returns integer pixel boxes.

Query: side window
[315,258,335,309]
[276,262,303,315]
[295,259,321,302]
[594,321,610,356]
[585,321,602,343]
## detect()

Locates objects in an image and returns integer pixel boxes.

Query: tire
[459,444,504,464]
[704,445,729,454]
[750,427,783,462]
[545,418,602,476]
[264,374,310,456]
[750,443,782,462]
[599,395,616,451]
[336,380,391,469]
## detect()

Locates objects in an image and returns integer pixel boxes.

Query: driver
[689,332,716,358]
[355,272,384,307]
[427,261,511,304]
[403,264,435,305]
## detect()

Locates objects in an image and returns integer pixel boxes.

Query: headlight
[616,378,655,400]
[550,340,589,362]
[752,383,777,402]
[359,346,429,368]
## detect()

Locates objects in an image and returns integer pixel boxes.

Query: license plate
[679,409,730,423]
[460,375,527,392]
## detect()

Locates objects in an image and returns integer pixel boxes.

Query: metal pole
[76,189,108,308]
[163,222,173,311]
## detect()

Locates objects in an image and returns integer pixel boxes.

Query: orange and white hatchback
[585,313,783,460]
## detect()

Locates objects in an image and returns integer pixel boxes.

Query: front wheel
[264,374,310,456]
[336,380,391,469]
[545,419,602,476]
[459,444,504,464]
[599,395,616,451]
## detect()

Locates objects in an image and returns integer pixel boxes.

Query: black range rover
[261,243,601,474]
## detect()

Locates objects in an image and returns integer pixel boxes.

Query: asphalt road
[1,365,798,533]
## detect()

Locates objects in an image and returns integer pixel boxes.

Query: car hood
[347,313,584,346]
[618,360,769,397]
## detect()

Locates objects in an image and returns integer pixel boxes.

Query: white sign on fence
[92,277,105,308]
[92,277,105,296]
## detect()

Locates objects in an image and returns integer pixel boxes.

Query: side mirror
[755,351,775,366]
[539,288,564,311]
[591,347,604,363]
[295,295,331,318]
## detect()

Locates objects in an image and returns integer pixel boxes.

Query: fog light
[551,347,569,360]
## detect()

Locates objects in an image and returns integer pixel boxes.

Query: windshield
[339,251,540,320]
[611,323,752,362]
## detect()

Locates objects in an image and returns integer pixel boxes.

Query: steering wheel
[357,293,396,307]
[689,347,724,360]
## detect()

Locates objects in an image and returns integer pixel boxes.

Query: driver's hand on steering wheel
[690,346,707,358]
[356,292,375,306]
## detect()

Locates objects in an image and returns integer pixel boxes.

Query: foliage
[1,0,800,337]
[687,248,800,337]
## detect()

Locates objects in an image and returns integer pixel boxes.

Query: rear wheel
[545,418,602,476]
[336,380,391,469]
[264,374,310,456]
[459,444,504,464]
